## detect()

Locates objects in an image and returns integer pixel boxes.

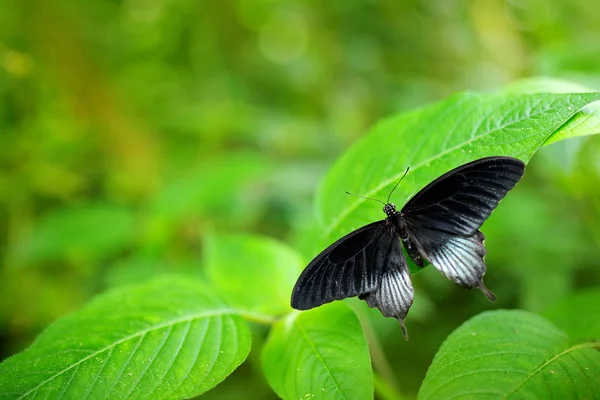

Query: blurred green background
[1,0,599,398]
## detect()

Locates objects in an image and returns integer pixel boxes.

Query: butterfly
[291,156,525,339]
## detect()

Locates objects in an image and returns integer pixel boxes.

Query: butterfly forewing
[291,221,394,310]
[402,157,525,236]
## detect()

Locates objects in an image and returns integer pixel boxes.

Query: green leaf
[545,99,600,145]
[317,92,600,247]
[11,204,136,264]
[203,233,303,317]
[502,76,600,146]
[418,310,600,400]
[0,276,251,399]
[262,303,373,400]
[543,287,600,343]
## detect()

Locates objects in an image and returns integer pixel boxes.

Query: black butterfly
[291,156,525,339]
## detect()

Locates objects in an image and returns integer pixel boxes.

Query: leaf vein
[55,363,79,400]
[80,347,114,400]
[503,341,600,399]
[295,319,349,400]
[146,320,192,398]
[170,315,212,393]
[16,308,237,400]
[124,325,174,400]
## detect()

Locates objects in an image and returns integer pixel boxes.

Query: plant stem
[374,372,408,400]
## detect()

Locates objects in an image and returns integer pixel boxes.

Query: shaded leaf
[104,255,199,288]
[148,152,272,223]
[203,233,303,316]
[262,303,373,400]
[419,310,600,400]
[11,204,136,264]
[482,187,595,311]
[0,276,251,400]
[543,288,600,343]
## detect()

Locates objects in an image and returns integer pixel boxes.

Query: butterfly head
[383,203,397,217]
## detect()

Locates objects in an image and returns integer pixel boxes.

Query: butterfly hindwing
[402,156,525,236]
[291,221,395,310]
[359,238,414,339]
[408,228,495,299]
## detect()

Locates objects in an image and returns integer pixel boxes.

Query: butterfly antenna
[387,167,410,204]
[345,191,386,206]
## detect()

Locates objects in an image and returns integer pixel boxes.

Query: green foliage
[419,310,600,399]
[11,204,136,264]
[0,277,251,399]
[3,1,600,397]
[2,85,600,399]
[203,233,303,316]
[542,288,600,343]
[147,152,275,226]
[262,303,373,400]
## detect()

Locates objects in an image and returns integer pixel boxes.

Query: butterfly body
[383,204,426,268]
[291,156,526,339]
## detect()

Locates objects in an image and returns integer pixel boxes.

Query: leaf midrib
[16,308,237,400]
[503,341,600,399]
[294,320,349,400]
[423,341,600,399]
[322,97,577,237]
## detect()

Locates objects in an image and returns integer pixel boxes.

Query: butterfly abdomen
[388,213,425,267]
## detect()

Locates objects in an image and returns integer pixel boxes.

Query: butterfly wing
[401,156,525,297]
[359,238,414,340]
[291,220,395,310]
[402,156,525,236]
[409,228,495,299]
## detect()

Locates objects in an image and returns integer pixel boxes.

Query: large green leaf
[203,233,303,317]
[418,310,600,399]
[0,277,251,400]
[261,303,373,400]
[316,92,600,246]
